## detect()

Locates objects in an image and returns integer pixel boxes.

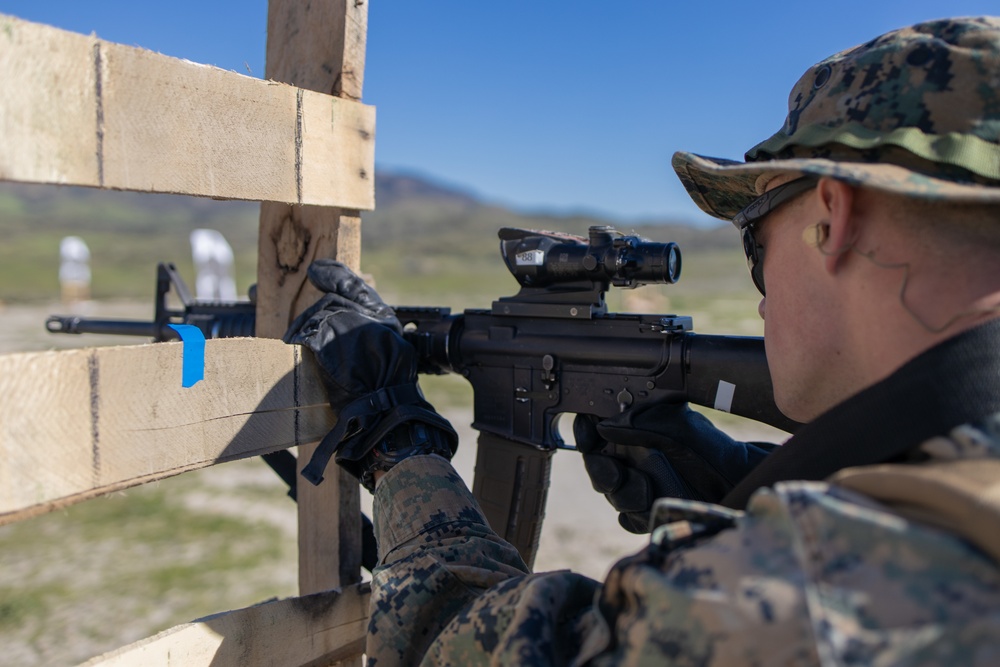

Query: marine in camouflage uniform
[289,17,1000,666]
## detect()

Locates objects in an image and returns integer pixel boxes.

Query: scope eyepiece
[498,225,681,289]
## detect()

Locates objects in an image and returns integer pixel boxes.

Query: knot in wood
[271,208,311,280]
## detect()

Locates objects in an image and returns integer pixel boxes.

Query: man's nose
[758,298,766,320]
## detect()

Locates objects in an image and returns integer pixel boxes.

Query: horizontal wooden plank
[79,582,370,667]
[0,339,334,526]
[0,13,375,208]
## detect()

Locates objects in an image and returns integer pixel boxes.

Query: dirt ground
[1,300,789,665]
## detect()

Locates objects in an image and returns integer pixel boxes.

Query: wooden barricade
[0,3,374,664]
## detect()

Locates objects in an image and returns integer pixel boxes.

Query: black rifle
[46,262,256,341]
[47,225,799,567]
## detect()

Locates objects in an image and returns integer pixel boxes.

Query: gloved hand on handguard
[283,259,457,492]
[574,402,777,533]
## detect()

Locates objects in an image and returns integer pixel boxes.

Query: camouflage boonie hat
[672,17,1000,225]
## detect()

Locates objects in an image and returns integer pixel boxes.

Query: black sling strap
[722,319,1000,509]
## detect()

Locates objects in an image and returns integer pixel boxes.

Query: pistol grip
[471,432,553,569]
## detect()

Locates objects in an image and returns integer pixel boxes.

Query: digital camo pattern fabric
[367,425,1000,666]
[671,17,1000,221]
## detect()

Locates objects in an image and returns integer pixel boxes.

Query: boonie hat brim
[672,151,1000,227]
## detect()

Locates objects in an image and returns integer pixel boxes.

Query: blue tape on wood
[167,324,205,387]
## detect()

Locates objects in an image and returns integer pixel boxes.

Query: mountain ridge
[0,169,735,302]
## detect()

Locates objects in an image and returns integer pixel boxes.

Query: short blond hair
[880,192,1000,252]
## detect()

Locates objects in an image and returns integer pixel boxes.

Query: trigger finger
[573,414,606,454]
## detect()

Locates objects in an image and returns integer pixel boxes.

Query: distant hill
[362,170,733,260]
[0,169,734,302]
[373,170,481,209]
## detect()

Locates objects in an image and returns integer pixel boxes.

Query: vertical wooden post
[256,0,368,595]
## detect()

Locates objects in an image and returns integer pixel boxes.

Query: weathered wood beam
[0,13,375,208]
[256,0,369,597]
[79,582,370,667]
[0,339,332,526]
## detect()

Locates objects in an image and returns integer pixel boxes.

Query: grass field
[0,454,300,666]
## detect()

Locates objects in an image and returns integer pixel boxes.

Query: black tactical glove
[574,402,777,533]
[283,259,457,491]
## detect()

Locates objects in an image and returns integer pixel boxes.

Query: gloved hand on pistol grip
[283,259,457,491]
[574,402,777,533]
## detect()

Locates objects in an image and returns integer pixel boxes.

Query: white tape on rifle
[714,380,736,413]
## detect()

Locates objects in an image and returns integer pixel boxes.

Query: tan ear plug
[802,223,829,248]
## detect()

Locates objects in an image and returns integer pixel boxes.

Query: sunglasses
[733,176,818,296]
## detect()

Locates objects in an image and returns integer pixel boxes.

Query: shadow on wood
[81,583,371,666]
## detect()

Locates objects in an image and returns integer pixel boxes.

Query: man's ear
[815,177,858,276]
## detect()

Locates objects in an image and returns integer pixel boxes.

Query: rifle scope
[499,225,681,289]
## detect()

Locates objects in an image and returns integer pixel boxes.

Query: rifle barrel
[45,315,167,339]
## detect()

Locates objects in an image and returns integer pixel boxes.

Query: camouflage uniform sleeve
[368,454,607,666]
[366,454,534,666]
[579,495,820,666]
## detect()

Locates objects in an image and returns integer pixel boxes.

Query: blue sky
[1,2,998,224]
